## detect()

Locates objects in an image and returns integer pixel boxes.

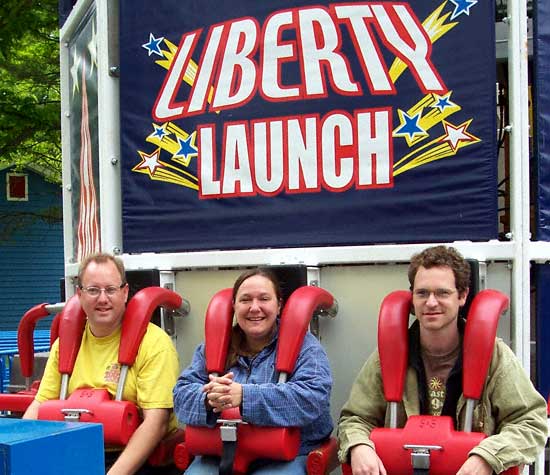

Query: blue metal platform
[0,419,103,474]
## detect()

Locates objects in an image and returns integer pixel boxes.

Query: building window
[6,173,28,201]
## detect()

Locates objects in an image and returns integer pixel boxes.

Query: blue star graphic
[175,135,198,161]
[152,124,168,140]
[431,93,457,113]
[449,0,478,20]
[395,111,425,141]
[434,96,451,111]
[142,33,164,57]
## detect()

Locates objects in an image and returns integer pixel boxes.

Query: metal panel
[0,419,104,474]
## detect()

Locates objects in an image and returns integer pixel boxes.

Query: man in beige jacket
[338,246,548,475]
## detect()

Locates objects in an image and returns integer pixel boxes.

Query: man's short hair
[408,245,470,294]
[78,253,126,286]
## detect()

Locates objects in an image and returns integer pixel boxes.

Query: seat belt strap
[219,421,238,475]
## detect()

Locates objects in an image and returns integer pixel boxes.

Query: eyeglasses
[79,283,126,298]
[413,288,456,301]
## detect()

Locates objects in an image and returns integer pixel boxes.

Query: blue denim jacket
[173,331,334,455]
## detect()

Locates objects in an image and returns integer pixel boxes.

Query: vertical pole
[507,0,530,372]
[159,270,177,337]
[96,0,123,255]
[307,267,321,338]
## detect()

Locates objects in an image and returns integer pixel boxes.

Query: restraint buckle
[60,408,93,422]
[403,444,442,470]
[218,418,248,442]
[219,420,238,442]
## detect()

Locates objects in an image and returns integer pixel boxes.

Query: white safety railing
[534,411,549,475]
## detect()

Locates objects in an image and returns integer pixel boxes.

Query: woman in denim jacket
[173,268,333,475]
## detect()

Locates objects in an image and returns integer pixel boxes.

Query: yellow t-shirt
[36,321,179,433]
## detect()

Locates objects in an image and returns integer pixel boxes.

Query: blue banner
[535,265,550,398]
[119,0,497,252]
[534,0,550,397]
[535,0,550,240]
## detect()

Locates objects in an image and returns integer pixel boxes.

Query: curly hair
[408,245,470,293]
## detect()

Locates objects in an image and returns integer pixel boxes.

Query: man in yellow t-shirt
[24,253,180,475]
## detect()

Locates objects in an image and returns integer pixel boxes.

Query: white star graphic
[442,121,475,151]
[136,149,163,175]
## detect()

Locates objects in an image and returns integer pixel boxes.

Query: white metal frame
[59,0,535,355]
[60,0,123,299]
[536,412,550,475]
[159,270,176,335]
[96,0,123,256]
[506,0,531,370]
[60,0,94,296]
[59,0,535,360]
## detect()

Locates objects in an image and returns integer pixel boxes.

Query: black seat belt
[218,419,240,475]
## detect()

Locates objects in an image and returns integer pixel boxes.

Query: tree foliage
[0,0,61,182]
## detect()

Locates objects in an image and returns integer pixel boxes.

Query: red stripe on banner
[77,61,101,260]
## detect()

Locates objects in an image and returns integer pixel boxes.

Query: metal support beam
[507,0,531,370]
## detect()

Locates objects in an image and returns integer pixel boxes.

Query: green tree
[0,1,62,241]
[0,0,61,182]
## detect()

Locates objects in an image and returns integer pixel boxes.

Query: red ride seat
[342,289,519,475]
[37,287,187,465]
[0,295,82,415]
[175,285,339,475]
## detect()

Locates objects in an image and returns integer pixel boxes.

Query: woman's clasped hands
[203,371,243,413]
